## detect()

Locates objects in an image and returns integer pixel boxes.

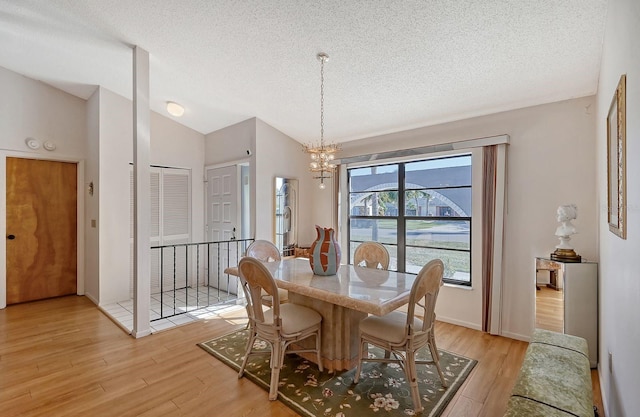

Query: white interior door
[206,165,239,294]
[207,165,238,241]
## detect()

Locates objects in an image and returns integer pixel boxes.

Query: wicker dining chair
[354,259,447,413]
[353,241,390,270]
[237,257,323,400]
[245,239,288,305]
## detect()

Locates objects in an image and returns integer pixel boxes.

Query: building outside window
[348,154,472,285]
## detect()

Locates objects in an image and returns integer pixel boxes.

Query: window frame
[347,154,472,286]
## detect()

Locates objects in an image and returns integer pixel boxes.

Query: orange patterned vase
[309,225,341,275]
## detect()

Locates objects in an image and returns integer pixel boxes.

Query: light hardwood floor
[0,296,602,416]
[535,286,564,333]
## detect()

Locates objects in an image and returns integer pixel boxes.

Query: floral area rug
[198,329,476,416]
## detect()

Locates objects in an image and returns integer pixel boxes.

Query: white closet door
[130,166,191,297]
[149,168,161,294]
[130,170,134,298]
[159,168,191,293]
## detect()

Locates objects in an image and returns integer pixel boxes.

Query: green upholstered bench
[504,329,595,417]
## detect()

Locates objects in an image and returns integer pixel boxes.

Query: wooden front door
[6,157,77,304]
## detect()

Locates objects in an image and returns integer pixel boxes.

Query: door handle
[7,234,15,240]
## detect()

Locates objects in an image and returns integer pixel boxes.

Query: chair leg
[354,339,366,383]
[406,350,423,413]
[315,328,323,373]
[243,322,255,351]
[243,305,252,330]
[429,333,448,387]
[268,341,283,400]
[239,331,257,378]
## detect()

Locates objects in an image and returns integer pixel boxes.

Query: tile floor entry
[101,286,241,333]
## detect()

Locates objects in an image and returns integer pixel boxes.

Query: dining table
[225,257,418,372]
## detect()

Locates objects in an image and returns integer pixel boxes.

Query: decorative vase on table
[309,225,341,275]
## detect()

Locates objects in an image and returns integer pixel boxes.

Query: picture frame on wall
[607,74,627,239]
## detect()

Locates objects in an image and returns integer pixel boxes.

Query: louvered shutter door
[149,169,162,293]
[129,169,134,298]
[129,167,191,297]
[160,169,191,293]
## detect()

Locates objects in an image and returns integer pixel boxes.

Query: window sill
[443,282,473,290]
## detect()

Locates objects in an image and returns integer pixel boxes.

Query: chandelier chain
[320,55,325,146]
[302,52,338,189]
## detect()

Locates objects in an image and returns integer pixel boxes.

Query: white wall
[596,0,640,415]
[255,119,316,245]
[151,111,206,243]
[84,89,100,302]
[336,96,597,334]
[0,67,207,307]
[96,88,133,305]
[204,118,255,165]
[0,67,206,309]
[0,66,87,158]
[94,88,207,305]
[204,118,315,245]
[0,66,87,308]
[204,118,255,239]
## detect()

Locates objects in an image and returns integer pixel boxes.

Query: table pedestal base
[288,292,366,372]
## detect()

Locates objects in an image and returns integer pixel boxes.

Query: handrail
[149,238,254,321]
[150,237,255,249]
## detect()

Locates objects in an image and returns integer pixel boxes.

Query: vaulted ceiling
[1,1,607,143]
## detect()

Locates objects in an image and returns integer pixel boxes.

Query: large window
[348,154,472,285]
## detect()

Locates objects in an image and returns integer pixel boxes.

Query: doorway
[5,157,77,304]
[206,165,239,242]
[206,165,242,294]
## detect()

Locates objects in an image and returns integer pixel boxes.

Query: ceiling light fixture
[166,101,185,117]
[303,52,339,190]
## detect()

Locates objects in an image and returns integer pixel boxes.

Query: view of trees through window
[348,154,472,285]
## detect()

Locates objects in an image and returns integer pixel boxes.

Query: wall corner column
[132,46,151,338]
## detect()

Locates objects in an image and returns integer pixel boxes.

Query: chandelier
[303,52,339,190]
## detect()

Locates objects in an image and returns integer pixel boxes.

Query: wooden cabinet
[535,257,598,367]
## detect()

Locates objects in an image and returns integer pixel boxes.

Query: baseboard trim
[597,363,608,417]
[97,305,133,335]
[84,292,99,306]
[501,331,530,342]
[436,315,482,331]
[132,328,152,338]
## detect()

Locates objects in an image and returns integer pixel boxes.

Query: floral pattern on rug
[199,329,476,417]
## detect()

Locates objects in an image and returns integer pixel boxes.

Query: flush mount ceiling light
[303,52,340,190]
[166,101,185,117]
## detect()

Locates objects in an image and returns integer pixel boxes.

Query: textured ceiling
[0,0,607,143]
